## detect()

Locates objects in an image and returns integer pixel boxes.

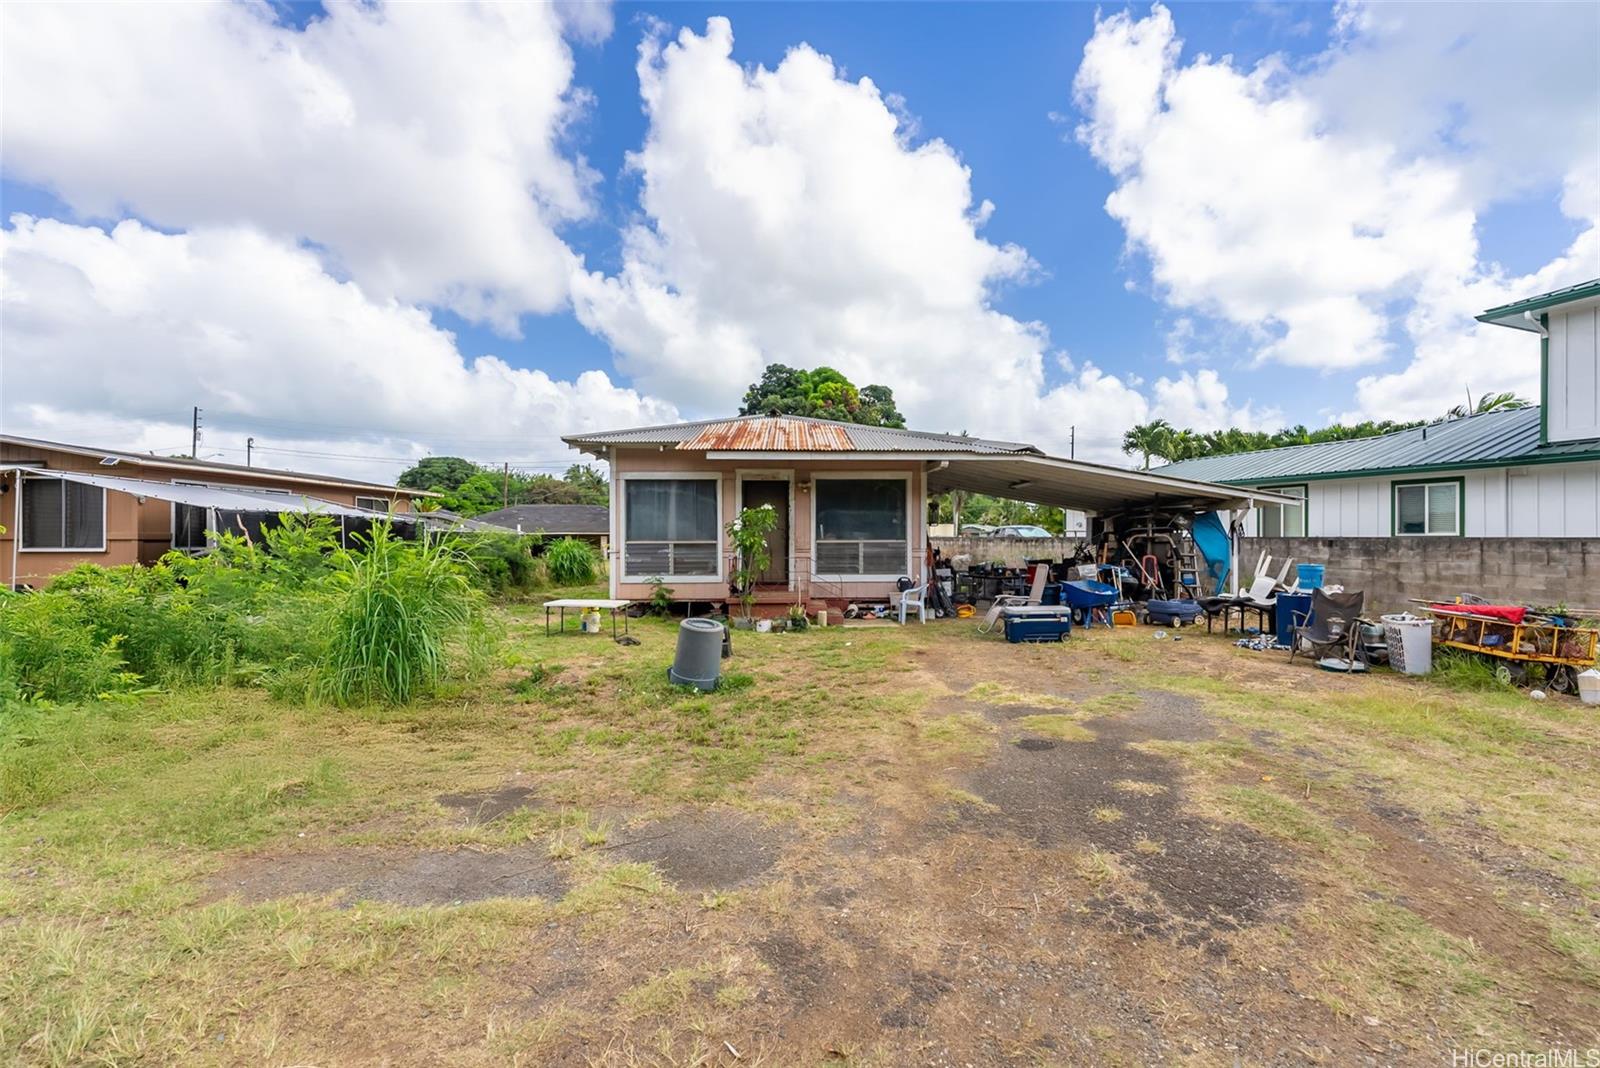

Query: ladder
[1176,540,1201,596]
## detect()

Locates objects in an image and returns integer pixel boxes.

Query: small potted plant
[726,504,777,629]
[786,604,809,632]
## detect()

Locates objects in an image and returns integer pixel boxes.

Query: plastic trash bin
[1276,592,1313,647]
[1380,614,1434,675]
[1578,669,1600,706]
[668,618,725,691]
[1295,564,1325,590]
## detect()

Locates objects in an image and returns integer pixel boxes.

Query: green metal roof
[1476,278,1600,331]
[1152,407,1600,485]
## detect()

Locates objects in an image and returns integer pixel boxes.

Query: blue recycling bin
[1276,592,1312,647]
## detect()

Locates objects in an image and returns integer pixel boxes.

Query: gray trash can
[668,618,725,691]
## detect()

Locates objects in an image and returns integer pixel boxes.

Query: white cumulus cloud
[1072,2,1600,421]
[1,1,598,332]
[0,217,677,481]
[570,17,1172,463]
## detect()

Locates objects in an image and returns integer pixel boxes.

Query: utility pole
[246,437,254,467]
[1070,425,1075,460]
[191,407,202,458]
[502,461,511,508]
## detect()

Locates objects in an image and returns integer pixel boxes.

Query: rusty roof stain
[678,417,855,452]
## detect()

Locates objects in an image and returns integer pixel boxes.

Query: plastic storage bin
[1380,614,1434,675]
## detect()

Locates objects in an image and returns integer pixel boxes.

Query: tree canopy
[738,364,906,427]
[1121,417,1428,467]
[396,457,609,516]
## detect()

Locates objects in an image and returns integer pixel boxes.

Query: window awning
[1,467,410,521]
[925,454,1299,514]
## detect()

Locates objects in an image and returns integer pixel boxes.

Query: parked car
[993,524,1053,538]
[958,523,997,537]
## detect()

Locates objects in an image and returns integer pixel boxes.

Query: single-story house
[1152,279,1600,608]
[2,434,430,589]
[562,415,1281,610]
[472,503,610,553]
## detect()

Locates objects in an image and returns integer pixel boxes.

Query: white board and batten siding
[1548,301,1600,445]
[1238,461,1600,539]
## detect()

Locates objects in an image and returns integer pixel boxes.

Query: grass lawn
[4,596,1598,1065]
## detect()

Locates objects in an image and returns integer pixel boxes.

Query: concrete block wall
[1244,537,1600,614]
[931,536,1086,568]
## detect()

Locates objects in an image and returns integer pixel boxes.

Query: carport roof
[565,415,1288,513]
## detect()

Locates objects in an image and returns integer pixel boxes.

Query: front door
[741,479,789,584]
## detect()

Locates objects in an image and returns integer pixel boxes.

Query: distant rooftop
[0,433,423,494]
[1477,278,1600,331]
[1154,407,1599,484]
[472,503,609,534]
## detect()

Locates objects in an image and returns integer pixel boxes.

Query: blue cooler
[1001,606,1073,643]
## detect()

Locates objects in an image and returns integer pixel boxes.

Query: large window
[1255,484,1307,538]
[355,495,392,512]
[814,477,908,576]
[623,477,719,577]
[21,477,105,550]
[1394,480,1461,536]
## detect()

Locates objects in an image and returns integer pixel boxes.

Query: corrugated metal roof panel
[679,417,853,451]
[1154,407,1599,484]
[566,415,1040,455]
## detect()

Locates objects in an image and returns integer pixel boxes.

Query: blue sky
[2,1,1595,476]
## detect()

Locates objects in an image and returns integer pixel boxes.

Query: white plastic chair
[897,583,928,625]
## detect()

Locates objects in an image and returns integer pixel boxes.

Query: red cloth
[1431,604,1526,624]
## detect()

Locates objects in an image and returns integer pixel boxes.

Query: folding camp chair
[1288,589,1365,666]
[978,567,1048,634]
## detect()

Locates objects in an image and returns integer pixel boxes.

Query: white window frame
[810,471,913,583]
[618,471,724,583]
[1253,483,1308,538]
[735,469,796,591]
[19,474,107,553]
[1393,479,1462,537]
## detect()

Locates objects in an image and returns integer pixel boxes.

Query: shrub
[461,531,542,595]
[0,590,135,702]
[318,524,483,705]
[544,537,597,587]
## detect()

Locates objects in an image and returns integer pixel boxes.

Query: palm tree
[1121,420,1174,470]
[1449,390,1531,419]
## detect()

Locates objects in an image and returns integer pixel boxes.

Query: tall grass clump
[318,524,483,705]
[1431,648,1515,692]
[543,536,597,586]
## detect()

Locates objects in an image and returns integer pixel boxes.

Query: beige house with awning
[563,415,1284,610]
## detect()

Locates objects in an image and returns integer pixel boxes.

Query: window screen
[1395,482,1458,536]
[624,479,718,576]
[173,503,210,551]
[814,478,907,575]
[21,478,104,550]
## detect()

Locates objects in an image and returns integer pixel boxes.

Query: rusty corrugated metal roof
[678,417,854,451]
[564,414,1041,455]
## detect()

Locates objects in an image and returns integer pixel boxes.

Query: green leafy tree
[1121,420,1175,469]
[738,364,906,427]
[1449,391,1531,419]
[398,456,478,493]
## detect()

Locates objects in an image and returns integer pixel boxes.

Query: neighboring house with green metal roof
[1156,280,1600,541]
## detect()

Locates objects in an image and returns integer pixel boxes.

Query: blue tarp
[1192,512,1231,595]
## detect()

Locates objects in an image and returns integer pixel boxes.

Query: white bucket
[581,610,602,634]
[755,619,773,633]
[1380,613,1434,675]
[1578,669,1600,706]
